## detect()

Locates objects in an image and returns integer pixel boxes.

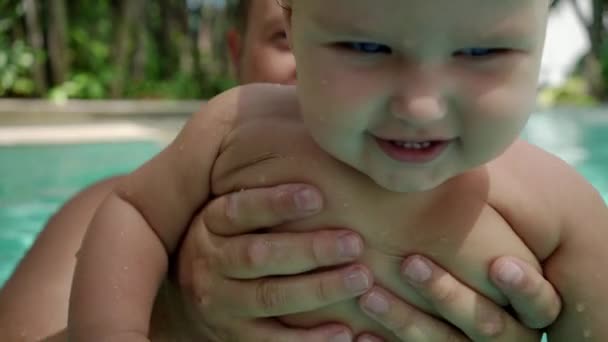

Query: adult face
[227,0,297,85]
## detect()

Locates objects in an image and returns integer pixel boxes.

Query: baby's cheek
[463,84,532,144]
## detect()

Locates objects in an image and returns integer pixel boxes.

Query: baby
[69,0,608,341]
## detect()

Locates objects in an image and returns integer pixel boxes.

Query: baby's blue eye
[342,42,392,54]
[455,47,506,57]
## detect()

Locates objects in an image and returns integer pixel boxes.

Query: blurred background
[1,0,237,100]
[0,0,605,104]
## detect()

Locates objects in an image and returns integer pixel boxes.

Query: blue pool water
[523,109,608,203]
[0,110,606,341]
[0,141,163,284]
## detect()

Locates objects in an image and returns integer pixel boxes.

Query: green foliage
[1,0,236,99]
[0,2,37,96]
[124,73,236,99]
[601,41,608,93]
[49,72,108,100]
[539,77,599,107]
[47,1,114,99]
[0,40,38,96]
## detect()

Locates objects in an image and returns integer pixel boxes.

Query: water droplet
[343,202,350,208]
[178,144,185,151]
[576,303,586,312]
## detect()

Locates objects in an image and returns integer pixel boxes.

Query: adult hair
[230,0,251,33]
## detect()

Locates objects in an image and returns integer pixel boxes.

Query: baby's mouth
[375,137,454,163]
[389,140,435,149]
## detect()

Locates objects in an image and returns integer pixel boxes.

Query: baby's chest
[211,120,539,308]
[288,177,536,308]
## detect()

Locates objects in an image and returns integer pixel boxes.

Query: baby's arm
[541,160,608,340]
[67,89,239,341]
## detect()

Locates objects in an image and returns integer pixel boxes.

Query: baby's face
[287,0,548,192]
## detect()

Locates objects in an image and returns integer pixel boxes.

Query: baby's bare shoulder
[181,83,301,156]
[486,139,602,259]
[208,83,299,122]
[496,147,608,340]
[491,139,588,200]
[496,144,608,341]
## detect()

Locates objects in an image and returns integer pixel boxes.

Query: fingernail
[496,260,524,287]
[403,257,432,283]
[363,290,389,314]
[344,268,370,294]
[329,331,352,342]
[337,233,362,260]
[294,188,322,212]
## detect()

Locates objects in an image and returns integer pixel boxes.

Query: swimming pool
[0,140,163,284]
[523,108,608,203]
[0,109,607,322]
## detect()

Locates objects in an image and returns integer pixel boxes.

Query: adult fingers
[490,256,562,329]
[359,286,470,342]
[237,321,354,342]
[355,334,383,342]
[400,255,541,341]
[204,184,323,236]
[215,230,362,278]
[223,319,353,342]
[214,265,372,317]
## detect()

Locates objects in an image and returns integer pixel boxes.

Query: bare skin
[172,183,561,341]
[1,0,562,341]
[68,83,589,341]
[4,180,558,342]
[0,177,122,341]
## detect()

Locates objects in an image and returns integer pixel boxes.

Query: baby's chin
[366,168,457,194]
[389,178,437,193]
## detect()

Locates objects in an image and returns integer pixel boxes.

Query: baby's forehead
[296,0,549,18]
[298,0,548,35]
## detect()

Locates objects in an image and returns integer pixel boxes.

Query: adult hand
[356,255,561,341]
[171,183,561,342]
[173,184,368,341]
